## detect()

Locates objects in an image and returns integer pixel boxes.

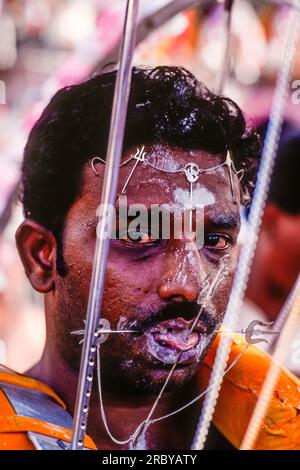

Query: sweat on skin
[16,143,241,449]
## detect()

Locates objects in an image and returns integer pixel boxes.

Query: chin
[115,360,200,395]
[149,364,200,393]
[99,331,214,395]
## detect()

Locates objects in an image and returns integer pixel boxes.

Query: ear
[15,219,57,293]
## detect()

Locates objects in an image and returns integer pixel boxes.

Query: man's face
[53,144,241,393]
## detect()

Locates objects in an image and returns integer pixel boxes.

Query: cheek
[213,273,234,317]
[56,231,95,320]
[64,223,94,275]
[102,253,160,322]
[66,247,93,296]
[211,252,237,316]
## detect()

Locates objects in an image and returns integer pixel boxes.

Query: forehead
[79,143,240,217]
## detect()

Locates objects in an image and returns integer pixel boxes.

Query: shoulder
[0,365,96,450]
[199,334,300,450]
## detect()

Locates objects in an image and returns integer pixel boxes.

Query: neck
[27,343,201,450]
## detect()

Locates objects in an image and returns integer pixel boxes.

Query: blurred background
[0,0,299,373]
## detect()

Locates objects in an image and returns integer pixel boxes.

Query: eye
[204,233,231,250]
[121,230,159,245]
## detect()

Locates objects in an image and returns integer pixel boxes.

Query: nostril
[158,281,199,303]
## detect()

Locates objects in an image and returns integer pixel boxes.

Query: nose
[158,246,206,303]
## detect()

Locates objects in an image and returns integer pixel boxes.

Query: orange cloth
[200,333,300,449]
[0,367,96,450]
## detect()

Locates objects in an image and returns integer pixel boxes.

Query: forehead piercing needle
[116,146,146,206]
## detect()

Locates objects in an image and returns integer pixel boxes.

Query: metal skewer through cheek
[191,0,300,451]
[70,0,139,450]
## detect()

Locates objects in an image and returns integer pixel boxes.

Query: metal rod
[94,0,200,74]
[216,0,235,94]
[70,0,139,450]
[191,0,300,450]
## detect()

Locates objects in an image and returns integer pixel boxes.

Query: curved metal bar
[191,0,300,450]
[70,0,139,450]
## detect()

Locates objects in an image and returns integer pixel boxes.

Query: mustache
[131,301,219,334]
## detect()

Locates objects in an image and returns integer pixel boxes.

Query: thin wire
[96,346,132,445]
[120,157,141,195]
[150,344,249,425]
[191,1,300,451]
[92,149,240,177]
[145,151,238,176]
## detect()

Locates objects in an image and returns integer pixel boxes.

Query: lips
[153,329,199,352]
[146,317,211,365]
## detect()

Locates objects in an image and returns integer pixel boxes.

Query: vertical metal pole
[70,0,139,450]
[216,0,235,94]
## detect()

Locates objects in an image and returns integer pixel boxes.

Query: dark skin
[16,144,241,449]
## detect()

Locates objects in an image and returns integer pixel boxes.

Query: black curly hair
[21,66,260,275]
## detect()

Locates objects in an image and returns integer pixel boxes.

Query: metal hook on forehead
[119,145,146,197]
[224,151,238,205]
[91,156,106,175]
[237,169,244,182]
[133,146,146,162]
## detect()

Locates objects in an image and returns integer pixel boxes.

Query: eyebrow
[206,212,241,230]
[87,208,240,233]
[116,208,240,232]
